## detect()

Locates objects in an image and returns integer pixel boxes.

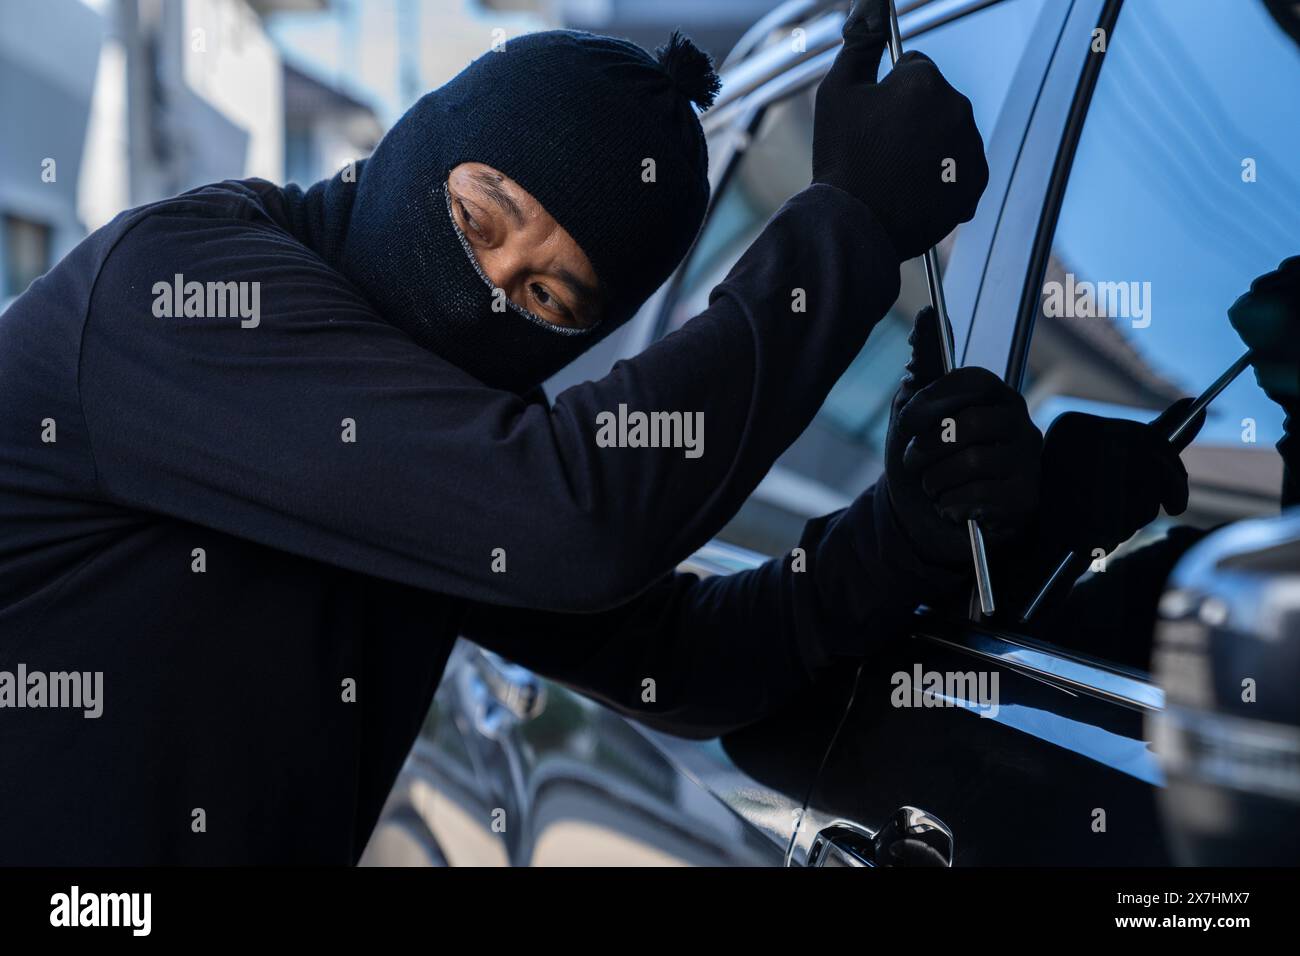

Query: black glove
[812,0,989,261]
[1229,255,1300,408]
[1228,256,1300,506]
[1038,399,1205,558]
[881,307,1042,567]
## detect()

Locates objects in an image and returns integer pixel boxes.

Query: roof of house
[1029,255,1187,408]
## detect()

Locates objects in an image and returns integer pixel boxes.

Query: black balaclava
[283,30,719,393]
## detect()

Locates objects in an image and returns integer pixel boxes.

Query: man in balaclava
[0,1,1046,863]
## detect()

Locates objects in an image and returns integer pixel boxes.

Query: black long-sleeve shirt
[0,178,929,864]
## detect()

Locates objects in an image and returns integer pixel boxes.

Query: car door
[363,0,1064,867]
[796,0,1300,866]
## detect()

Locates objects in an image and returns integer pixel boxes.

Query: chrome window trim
[712,0,1015,117]
[710,40,837,134]
[710,11,849,117]
[716,0,1015,109]
[720,0,841,71]
[675,541,1165,713]
[912,614,1165,712]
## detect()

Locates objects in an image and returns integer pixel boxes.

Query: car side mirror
[1148,510,1300,866]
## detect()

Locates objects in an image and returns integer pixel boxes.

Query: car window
[1020,0,1300,619]
[660,0,1049,555]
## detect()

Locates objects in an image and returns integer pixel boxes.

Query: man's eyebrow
[555,266,601,314]
[469,169,525,227]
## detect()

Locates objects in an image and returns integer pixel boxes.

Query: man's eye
[457,200,486,240]
[530,283,573,320]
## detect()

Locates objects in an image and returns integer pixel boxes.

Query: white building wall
[0,0,286,303]
[77,36,131,231]
[177,0,283,183]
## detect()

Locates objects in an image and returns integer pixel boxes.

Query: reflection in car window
[1024,0,1299,559]
[661,0,1048,555]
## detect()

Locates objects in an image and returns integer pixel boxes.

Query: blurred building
[1,0,380,308]
[283,60,382,187]
[0,0,106,303]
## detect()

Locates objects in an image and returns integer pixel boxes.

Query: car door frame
[789,0,1180,867]
[962,0,1120,381]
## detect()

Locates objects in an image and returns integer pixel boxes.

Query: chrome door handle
[873,806,954,867]
[809,823,875,867]
[811,807,954,868]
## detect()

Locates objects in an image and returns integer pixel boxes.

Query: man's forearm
[458,486,968,738]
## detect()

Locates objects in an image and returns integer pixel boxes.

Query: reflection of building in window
[2,215,52,299]
[1025,255,1185,415]
[1027,254,1282,526]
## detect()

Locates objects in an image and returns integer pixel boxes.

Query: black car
[362,0,1300,867]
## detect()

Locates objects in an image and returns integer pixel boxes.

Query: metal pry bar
[1018,350,1254,623]
[884,0,996,616]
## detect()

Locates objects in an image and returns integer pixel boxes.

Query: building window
[3,214,52,298]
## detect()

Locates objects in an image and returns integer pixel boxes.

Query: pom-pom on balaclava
[291,30,719,393]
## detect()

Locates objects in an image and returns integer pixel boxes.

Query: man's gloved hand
[1228,256,1300,505]
[1229,256,1300,408]
[812,0,989,261]
[880,307,1041,568]
[1038,399,1205,558]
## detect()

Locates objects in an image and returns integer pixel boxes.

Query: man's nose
[474,246,529,297]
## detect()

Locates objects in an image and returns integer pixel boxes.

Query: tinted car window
[1022,0,1299,574]
[660,0,1048,555]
